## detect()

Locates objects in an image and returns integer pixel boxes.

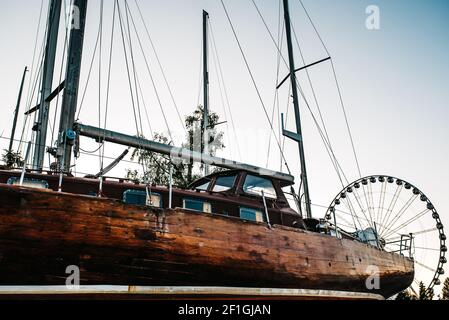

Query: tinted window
[194,181,210,191]
[213,175,237,192]
[243,175,277,199]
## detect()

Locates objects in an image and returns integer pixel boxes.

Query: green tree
[440,277,449,300]
[1,149,23,168]
[126,106,225,188]
[418,281,434,300]
[395,289,416,300]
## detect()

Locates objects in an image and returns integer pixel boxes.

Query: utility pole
[202,10,210,176]
[32,0,62,171]
[9,67,28,154]
[282,0,312,218]
[57,0,88,173]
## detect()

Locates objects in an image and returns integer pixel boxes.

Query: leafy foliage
[395,290,416,300]
[440,277,449,300]
[1,149,23,168]
[395,281,437,300]
[126,106,225,188]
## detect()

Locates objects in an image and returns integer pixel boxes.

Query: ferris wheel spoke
[378,184,403,236]
[325,176,443,293]
[382,193,417,235]
[367,182,374,221]
[415,259,437,273]
[340,198,359,230]
[380,194,418,238]
[335,207,377,229]
[383,208,430,240]
[360,184,375,228]
[413,246,441,252]
[345,197,367,231]
[385,228,438,242]
[351,189,372,228]
[385,227,438,242]
[348,191,374,230]
[376,181,387,230]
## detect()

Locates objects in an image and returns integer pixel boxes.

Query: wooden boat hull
[0,184,414,298]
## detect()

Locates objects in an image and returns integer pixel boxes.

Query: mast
[57,0,88,173]
[282,0,312,218]
[9,67,28,154]
[202,10,210,176]
[32,0,62,171]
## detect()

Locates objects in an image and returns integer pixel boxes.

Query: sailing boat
[0,0,423,299]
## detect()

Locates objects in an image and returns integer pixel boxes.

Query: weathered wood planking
[0,185,414,298]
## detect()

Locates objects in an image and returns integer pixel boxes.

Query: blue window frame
[183,198,212,213]
[7,177,49,189]
[239,207,265,223]
[123,189,162,207]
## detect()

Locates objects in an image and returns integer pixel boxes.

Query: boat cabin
[0,167,306,230]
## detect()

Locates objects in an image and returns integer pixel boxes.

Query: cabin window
[191,179,211,191]
[7,177,49,189]
[240,207,265,223]
[243,175,277,199]
[183,198,212,213]
[212,175,237,192]
[123,189,162,208]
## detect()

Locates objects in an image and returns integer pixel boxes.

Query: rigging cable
[208,20,243,161]
[124,0,155,186]
[124,0,174,142]
[265,0,284,169]
[221,0,292,175]
[208,22,233,159]
[252,0,365,227]
[18,0,48,154]
[116,0,142,136]
[298,0,362,178]
[134,0,187,136]
[99,0,118,181]
[124,0,145,137]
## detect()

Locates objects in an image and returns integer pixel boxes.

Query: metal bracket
[281,113,302,143]
[277,57,331,90]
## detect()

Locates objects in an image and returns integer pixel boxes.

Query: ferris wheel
[325,175,446,296]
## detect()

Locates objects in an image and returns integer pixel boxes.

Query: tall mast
[32,0,62,171]
[202,10,210,176]
[282,0,312,218]
[57,0,88,172]
[9,67,28,154]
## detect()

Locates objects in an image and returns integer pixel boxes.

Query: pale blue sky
[0,0,448,291]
